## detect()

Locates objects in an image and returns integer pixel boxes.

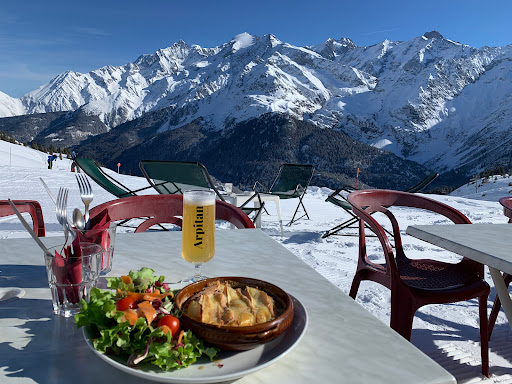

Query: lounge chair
[139,160,265,224]
[253,164,315,226]
[404,172,439,193]
[74,158,154,198]
[322,172,439,238]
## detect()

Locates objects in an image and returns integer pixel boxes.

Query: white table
[224,192,284,236]
[0,229,455,384]
[407,223,512,330]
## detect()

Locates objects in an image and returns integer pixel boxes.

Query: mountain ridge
[1,31,511,181]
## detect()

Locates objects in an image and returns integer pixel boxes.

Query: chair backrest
[499,197,512,223]
[0,200,45,237]
[405,172,439,193]
[347,189,474,277]
[270,164,315,196]
[88,195,254,232]
[75,158,136,198]
[139,160,224,200]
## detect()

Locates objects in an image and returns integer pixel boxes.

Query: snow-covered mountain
[0,91,24,117]
[1,31,511,176]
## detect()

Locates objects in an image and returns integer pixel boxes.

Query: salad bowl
[175,276,294,351]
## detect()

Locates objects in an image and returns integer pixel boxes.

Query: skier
[71,151,80,172]
[47,154,56,169]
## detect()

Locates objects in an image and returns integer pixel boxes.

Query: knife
[39,178,56,205]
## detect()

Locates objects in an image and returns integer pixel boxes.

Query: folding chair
[139,160,265,225]
[74,158,154,198]
[0,200,45,237]
[253,164,314,226]
[322,172,439,238]
[405,172,439,193]
[75,157,164,231]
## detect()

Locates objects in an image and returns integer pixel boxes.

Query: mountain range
[1,31,511,189]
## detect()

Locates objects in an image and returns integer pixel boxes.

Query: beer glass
[181,190,216,282]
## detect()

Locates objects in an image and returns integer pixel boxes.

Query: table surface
[0,229,455,384]
[407,223,512,274]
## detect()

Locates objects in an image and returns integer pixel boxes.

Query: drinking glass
[181,190,215,282]
[76,223,117,275]
[44,243,103,317]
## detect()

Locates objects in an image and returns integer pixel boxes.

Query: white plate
[84,295,308,383]
[0,287,26,304]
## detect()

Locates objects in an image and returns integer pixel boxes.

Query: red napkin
[52,236,83,304]
[76,209,112,269]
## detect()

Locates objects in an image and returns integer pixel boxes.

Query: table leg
[274,198,284,236]
[254,200,262,229]
[489,267,512,331]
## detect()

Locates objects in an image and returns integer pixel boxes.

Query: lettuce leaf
[75,269,219,371]
[106,267,165,292]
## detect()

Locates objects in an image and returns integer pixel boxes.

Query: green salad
[75,267,219,371]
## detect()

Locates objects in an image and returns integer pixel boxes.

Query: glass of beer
[181,190,216,282]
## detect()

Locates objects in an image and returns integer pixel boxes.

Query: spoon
[73,208,86,231]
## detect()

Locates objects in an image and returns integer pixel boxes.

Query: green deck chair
[74,157,164,231]
[405,172,439,193]
[74,158,154,198]
[253,164,315,226]
[322,172,439,238]
[139,160,265,224]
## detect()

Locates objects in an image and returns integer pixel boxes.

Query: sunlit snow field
[2,140,512,382]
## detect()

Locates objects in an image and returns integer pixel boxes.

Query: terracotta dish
[175,277,294,351]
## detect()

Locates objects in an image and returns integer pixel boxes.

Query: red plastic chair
[488,197,512,338]
[0,200,45,237]
[88,195,255,233]
[347,189,490,377]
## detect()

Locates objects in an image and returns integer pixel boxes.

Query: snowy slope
[2,140,512,382]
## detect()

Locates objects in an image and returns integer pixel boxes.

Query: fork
[76,174,93,230]
[56,187,70,248]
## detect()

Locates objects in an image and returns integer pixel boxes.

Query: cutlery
[40,177,76,230]
[56,188,70,247]
[76,175,93,230]
[39,177,56,205]
[72,208,85,231]
[8,199,52,257]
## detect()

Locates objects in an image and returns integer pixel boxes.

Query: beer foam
[184,191,215,205]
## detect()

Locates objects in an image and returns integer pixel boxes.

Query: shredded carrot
[160,325,171,335]
[177,330,184,344]
[137,300,154,310]
[124,291,174,302]
[121,275,133,285]
[121,309,138,326]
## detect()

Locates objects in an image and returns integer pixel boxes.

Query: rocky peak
[423,31,444,40]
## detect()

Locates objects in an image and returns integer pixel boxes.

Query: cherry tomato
[116,296,138,311]
[157,315,180,337]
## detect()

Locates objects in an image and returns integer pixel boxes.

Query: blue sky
[1,0,511,98]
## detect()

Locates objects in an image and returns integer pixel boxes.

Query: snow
[2,140,512,382]
[0,90,24,117]
[231,33,254,52]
